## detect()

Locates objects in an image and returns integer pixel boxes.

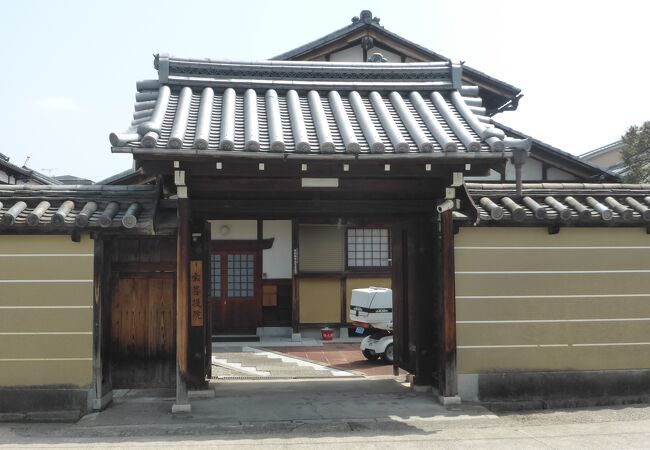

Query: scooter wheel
[362,349,379,361]
[381,343,394,364]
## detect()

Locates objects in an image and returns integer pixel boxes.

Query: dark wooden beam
[340,277,347,326]
[91,238,113,410]
[139,157,498,179]
[176,198,191,383]
[188,199,439,219]
[208,238,274,251]
[188,177,449,194]
[438,210,458,398]
[112,262,176,273]
[291,219,299,334]
[202,220,212,379]
[177,200,190,377]
[391,222,408,374]
[411,216,436,387]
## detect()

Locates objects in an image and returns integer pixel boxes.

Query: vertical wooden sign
[190,260,203,327]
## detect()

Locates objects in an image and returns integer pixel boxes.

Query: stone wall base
[459,369,650,410]
[0,387,88,421]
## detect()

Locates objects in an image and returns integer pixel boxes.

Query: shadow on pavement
[2,378,496,444]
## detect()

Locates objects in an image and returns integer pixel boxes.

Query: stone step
[210,349,355,379]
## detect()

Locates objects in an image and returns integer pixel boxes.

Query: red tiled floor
[263,343,405,377]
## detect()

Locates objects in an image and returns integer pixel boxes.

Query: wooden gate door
[110,274,176,388]
[209,251,261,334]
[391,221,413,373]
[393,217,437,385]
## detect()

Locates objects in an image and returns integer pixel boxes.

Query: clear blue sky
[1,0,648,181]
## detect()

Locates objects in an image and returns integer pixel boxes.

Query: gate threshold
[212,335,260,343]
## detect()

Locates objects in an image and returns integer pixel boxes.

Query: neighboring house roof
[580,140,622,160]
[54,175,94,185]
[110,55,530,159]
[579,140,626,174]
[96,167,156,185]
[494,122,621,182]
[606,162,627,175]
[465,182,650,225]
[272,10,521,114]
[0,185,157,232]
[0,155,62,185]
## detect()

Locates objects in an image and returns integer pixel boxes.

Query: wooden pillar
[291,220,300,335]
[202,221,213,380]
[173,198,191,413]
[91,238,113,410]
[438,209,458,399]
[411,216,436,387]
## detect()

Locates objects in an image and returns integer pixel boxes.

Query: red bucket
[321,328,334,341]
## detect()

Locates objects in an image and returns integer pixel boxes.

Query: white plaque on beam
[446,187,456,199]
[301,178,339,188]
[174,170,185,186]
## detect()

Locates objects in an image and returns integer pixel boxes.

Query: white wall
[0,170,14,184]
[263,220,292,279]
[465,169,502,181]
[505,158,543,180]
[328,45,404,63]
[210,220,257,240]
[547,167,578,181]
[372,46,402,62]
[329,46,363,62]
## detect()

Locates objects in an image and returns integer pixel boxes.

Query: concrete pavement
[1,378,650,447]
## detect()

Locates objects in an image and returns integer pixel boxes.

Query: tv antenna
[41,168,58,177]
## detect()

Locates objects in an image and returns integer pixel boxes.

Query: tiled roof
[95,167,155,186]
[271,10,522,110]
[110,55,530,157]
[466,183,650,225]
[0,185,157,231]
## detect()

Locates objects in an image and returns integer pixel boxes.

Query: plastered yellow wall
[298,278,341,323]
[455,227,650,374]
[0,235,93,387]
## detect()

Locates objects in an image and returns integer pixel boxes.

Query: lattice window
[227,254,255,298]
[347,227,391,268]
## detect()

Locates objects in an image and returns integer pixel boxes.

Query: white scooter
[349,287,394,363]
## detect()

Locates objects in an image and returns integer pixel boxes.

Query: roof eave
[117,146,514,163]
[578,140,623,159]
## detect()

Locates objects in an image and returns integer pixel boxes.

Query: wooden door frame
[92,238,113,411]
[207,240,270,334]
[391,221,410,374]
